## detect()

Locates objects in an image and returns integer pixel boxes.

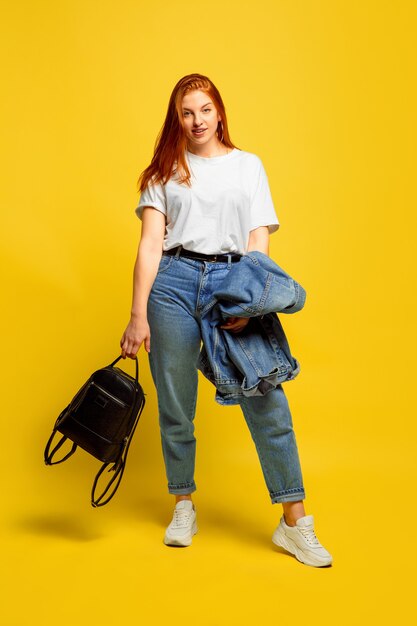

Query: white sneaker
[272,514,333,567]
[164,500,198,547]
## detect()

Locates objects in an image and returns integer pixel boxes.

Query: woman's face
[181,90,222,149]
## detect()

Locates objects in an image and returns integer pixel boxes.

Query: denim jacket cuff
[282,281,307,314]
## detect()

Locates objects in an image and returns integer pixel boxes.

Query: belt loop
[174,245,182,260]
[227,253,232,269]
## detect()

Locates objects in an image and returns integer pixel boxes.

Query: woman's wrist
[130,310,148,322]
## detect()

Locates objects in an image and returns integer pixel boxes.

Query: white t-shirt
[135,147,280,255]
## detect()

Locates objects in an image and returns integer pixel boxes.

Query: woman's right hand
[120,316,151,359]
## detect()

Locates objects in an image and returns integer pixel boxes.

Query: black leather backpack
[44,355,146,507]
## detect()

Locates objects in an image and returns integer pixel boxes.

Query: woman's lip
[192,128,207,134]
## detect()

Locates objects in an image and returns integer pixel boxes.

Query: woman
[120,73,332,567]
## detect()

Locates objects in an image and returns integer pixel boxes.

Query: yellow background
[1,0,415,624]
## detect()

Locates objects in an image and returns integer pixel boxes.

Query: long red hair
[137,73,238,192]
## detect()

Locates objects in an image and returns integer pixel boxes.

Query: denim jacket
[196,251,307,405]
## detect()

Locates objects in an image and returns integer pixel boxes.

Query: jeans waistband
[163,245,242,263]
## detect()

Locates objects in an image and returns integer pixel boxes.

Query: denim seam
[157,255,174,274]
[168,482,195,489]
[270,487,305,497]
[270,488,306,503]
[258,271,272,315]
[212,326,221,379]
[235,335,261,376]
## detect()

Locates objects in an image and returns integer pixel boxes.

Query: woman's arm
[120,207,166,358]
[246,225,270,255]
[220,226,271,334]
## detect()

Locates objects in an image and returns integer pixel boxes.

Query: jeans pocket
[157,254,174,274]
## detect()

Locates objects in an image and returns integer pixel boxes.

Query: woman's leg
[238,384,306,507]
[147,257,202,497]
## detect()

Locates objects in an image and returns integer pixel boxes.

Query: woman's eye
[183,109,211,116]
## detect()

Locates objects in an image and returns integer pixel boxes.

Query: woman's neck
[186,141,230,159]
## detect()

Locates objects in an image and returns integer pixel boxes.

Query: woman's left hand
[220,316,250,334]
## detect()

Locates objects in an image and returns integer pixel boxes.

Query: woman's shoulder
[234,148,264,170]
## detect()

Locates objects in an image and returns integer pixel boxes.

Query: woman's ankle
[175,495,193,503]
[282,500,306,526]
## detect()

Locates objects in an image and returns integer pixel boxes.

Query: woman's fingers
[220,317,250,333]
[127,340,139,358]
[220,316,238,327]
[120,335,128,358]
[120,335,137,359]
[120,319,151,358]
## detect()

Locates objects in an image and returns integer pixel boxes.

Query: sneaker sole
[164,519,198,547]
[272,526,332,567]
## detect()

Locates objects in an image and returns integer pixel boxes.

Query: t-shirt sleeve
[249,156,280,234]
[135,180,167,220]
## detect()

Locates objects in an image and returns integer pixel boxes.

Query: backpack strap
[91,389,145,507]
[109,354,139,382]
[44,430,78,465]
[44,407,78,465]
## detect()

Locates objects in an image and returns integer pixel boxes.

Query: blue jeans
[147,249,306,504]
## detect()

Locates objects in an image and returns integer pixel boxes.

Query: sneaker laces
[171,508,193,529]
[297,524,321,546]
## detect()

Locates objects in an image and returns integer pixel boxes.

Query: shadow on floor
[120,495,272,547]
[13,513,104,542]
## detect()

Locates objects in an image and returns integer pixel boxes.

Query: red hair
[137,73,238,192]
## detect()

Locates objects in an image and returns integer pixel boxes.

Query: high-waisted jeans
[147,249,306,504]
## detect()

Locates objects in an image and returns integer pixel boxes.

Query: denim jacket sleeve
[210,251,306,317]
